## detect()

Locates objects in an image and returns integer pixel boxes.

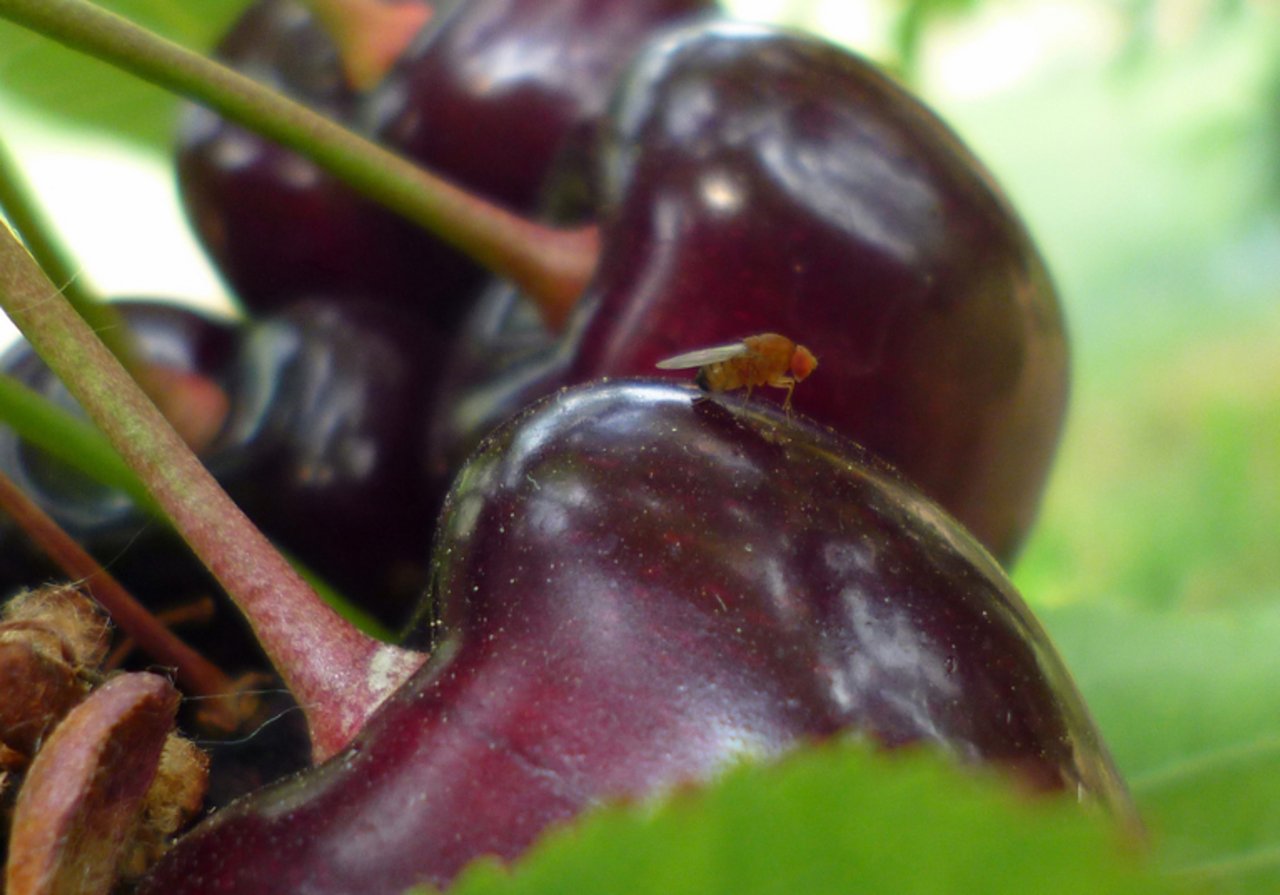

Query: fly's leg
[772,376,797,415]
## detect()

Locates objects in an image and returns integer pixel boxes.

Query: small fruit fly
[655,333,818,411]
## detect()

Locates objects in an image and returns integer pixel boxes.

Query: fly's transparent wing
[655,342,748,370]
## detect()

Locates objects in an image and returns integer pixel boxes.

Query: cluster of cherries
[0,0,1136,892]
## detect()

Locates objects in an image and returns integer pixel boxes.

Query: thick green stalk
[0,223,423,762]
[0,134,229,443]
[0,136,90,308]
[0,0,597,329]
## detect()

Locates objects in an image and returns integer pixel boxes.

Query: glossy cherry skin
[430,20,1068,564]
[140,382,1130,895]
[217,298,445,624]
[366,0,717,212]
[176,0,471,320]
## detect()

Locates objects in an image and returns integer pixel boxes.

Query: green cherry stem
[0,0,598,330]
[0,224,425,763]
[0,372,155,509]
[0,135,93,310]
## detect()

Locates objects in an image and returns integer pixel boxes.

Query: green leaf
[413,741,1183,895]
[0,0,249,147]
[1045,604,1280,894]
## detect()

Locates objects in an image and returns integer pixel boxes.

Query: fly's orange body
[655,333,818,410]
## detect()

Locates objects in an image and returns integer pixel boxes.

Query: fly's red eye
[791,346,818,381]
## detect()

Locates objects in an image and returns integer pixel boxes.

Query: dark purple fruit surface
[430,20,1068,563]
[175,0,464,318]
[366,0,716,212]
[139,381,1130,895]
[217,298,444,623]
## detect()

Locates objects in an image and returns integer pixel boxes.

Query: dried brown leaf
[4,672,178,895]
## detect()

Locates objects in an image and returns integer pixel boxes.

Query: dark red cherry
[0,301,333,806]
[429,20,1067,563]
[216,298,445,624]
[138,381,1131,895]
[0,300,239,571]
[0,296,442,630]
[179,0,716,323]
[175,0,474,320]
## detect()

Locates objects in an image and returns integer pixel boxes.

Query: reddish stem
[104,598,217,672]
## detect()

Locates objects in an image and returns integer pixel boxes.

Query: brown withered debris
[0,585,210,895]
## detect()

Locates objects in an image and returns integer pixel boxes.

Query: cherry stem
[0,468,244,732]
[0,223,425,763]
[0,136,92,311]
[304,0,433,91]
[0,0,598,331]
